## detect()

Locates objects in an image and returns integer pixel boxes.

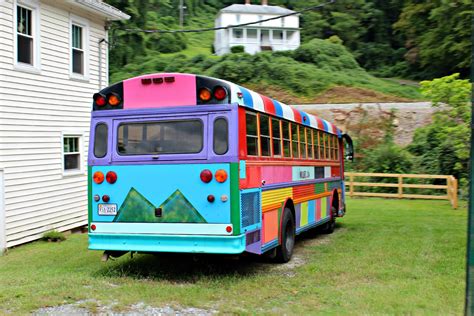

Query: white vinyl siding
[0,0,109,248]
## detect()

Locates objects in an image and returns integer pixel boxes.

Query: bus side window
[291,124,299,158]
[271,118,282,157]
[308,128,314,159]
[299,127,307,159]
[315,130,320,160]
[282,121,291,157]
[259,114,271,156]
[94,123,108,158]
[213,117,228,155]
[246,112,258,156]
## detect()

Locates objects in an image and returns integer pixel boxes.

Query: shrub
[42,230,66,242]
[230,45,245,53]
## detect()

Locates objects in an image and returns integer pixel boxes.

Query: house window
[274,30,283,41]
[236,14,240,24]
[63,136,81,171]
[247,29,257,39]
[233,28,243,39]
[16,5,33,65]
[72,24,84,74]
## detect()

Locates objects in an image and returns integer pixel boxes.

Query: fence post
[349,174,354,198]
[398,175,403,198]
[447,177,452,204]
[453,177,458,209]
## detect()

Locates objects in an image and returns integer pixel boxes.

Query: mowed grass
[0,199,466,314]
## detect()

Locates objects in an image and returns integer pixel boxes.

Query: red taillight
[93,93,106,107]
[226,226,232,233]
[213,86,227,101]
[106,171,117,184]
[91,224,96,231]
[200,169,213,183]
[93,171,104,184]
[207,195,215,203]
[215,169,228,183]
[102,195,110,202]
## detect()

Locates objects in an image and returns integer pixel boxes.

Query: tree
[408,73,471,186]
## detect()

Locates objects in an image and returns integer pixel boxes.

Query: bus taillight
[200,169,213,183]
[93,171,104,184]
[213,86,227,101]
[199,88,212,102]
[215,169,228,183]
[107,93,121,107]
[106,171,117,184]
[93,93,106,107]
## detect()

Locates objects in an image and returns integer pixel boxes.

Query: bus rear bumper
[88,233,246,254]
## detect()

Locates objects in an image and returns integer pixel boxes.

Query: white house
[214,0,300,55]
[0,0,129,253]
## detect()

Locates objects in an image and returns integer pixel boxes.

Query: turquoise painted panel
[89,233,246,254]
[307,200,316,223]
[239,160,246,179]
[91,164,231,223]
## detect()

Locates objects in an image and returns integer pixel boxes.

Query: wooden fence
[344,172,458,209]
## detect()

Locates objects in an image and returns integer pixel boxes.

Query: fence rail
[344,172,458,209]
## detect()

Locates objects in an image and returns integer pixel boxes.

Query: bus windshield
[117,120,203,155]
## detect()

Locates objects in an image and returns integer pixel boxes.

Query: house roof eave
[71,0,130,21]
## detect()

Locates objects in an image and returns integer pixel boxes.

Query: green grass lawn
[0,198,466,314]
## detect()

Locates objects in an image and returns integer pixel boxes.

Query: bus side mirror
[342,133,354,162]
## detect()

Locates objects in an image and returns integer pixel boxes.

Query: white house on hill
[0,0,129,253]
[214,0,300,55]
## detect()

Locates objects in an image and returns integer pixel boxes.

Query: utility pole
[179,0,186,28]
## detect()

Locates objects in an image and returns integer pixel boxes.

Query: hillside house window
[63,136,81,172]
[233,28,243,40]
[16,5,33,65]
[247,29,257,40]
[72,24,84,74]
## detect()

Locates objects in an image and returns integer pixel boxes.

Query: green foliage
[42,230,66,242]
[408,74,471,187]
[230,45,245,53]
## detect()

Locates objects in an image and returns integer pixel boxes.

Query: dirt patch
[34,300,217,315]
[243,84,414,104]
[312,86,412,103]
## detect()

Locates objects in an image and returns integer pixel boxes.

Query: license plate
[98,204,117,216]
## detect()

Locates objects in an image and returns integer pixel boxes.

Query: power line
[120,0,335,34]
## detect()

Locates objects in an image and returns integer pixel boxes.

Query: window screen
[17,6,33,65]
[64,136,80,170]
[117,120,203,155]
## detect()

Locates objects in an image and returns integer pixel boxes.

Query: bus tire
[322,206,337,234]
[275,208,295,263]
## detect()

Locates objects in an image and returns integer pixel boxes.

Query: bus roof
[93,73,341,136]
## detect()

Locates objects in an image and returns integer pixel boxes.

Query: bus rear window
[117,120,203,155]
[94,123,108,158]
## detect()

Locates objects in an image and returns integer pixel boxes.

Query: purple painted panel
[89,104,240,166]
[295,204,301,229]
[246,241,262,255]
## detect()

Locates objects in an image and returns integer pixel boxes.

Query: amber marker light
[93,171,104,184]
[108,93,121,106]
[199,88,212,102]
[215,169,228,183]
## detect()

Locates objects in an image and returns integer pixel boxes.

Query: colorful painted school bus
[88,73,353,262]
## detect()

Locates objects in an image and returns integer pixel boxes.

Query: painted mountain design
[113,188,206,223]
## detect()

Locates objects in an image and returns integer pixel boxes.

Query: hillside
[106,0,468,103]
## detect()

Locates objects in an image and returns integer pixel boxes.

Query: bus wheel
[275,208,295,263]
[322,207,337,234]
